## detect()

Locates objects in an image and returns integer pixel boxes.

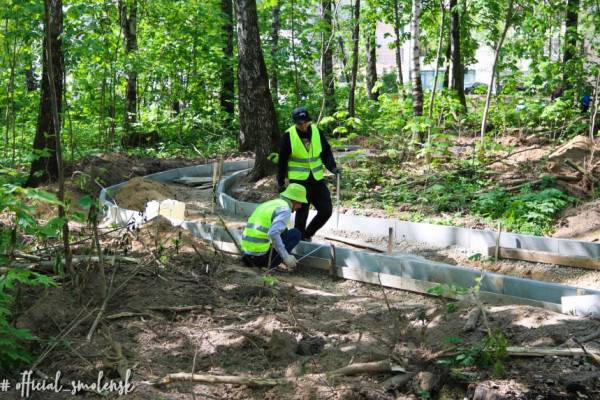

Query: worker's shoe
[302,236,312,243]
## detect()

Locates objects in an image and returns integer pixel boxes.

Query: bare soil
[11,218,600,399]
[8,152,600,399]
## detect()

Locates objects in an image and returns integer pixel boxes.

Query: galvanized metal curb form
[99,160,600,316]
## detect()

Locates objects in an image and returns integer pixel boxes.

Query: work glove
[283,254,298,269]
[332,167,342,177]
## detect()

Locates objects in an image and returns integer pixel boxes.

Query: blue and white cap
[292,107,311,123]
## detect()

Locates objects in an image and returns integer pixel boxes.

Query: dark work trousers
[242,228,301,268]
[291,179,332,240]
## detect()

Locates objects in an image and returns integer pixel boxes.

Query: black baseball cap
[292,107,311,124]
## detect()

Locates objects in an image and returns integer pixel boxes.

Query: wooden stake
[329,244,336,276]
[494,221,502,262]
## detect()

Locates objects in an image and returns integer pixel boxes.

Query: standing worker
[277,107,341,241]
[241,183,307,269]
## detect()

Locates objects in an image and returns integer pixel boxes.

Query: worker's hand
[333,167,342,177]
[283,254,298,269]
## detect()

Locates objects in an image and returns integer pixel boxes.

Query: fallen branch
[150,359,407,387]
[506,346,600,359]
[148,305,211,313]
[152,373,289,387]
[329,359,406,376]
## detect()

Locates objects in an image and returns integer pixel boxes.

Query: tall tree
[392,0,404,95]
[347,0,360,117]
[480,0,514,140]
[411,0,424,143]
[26,0,64,185]
[119,0,138,144]
[442,28,450,89]
[450,0,466,109]
[427,0,446,141]
[269,1,281,105]
[236,0,279,179]
[562,0,579,87]
[365,19,379,101]
[320,0,336,117]
[221,0,235,116]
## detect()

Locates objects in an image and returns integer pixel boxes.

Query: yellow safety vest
[287,125,324,181]
[241,198,290,255]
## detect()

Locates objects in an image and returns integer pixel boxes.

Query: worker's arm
[268,207,292,259]
[277,133,291,189]
[318,129,338,173]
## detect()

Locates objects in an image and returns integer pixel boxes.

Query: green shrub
[0,174,59,372]
[474,186,573,235]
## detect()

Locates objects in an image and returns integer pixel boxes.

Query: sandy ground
[12,218,600,399]
[7,152,600,399]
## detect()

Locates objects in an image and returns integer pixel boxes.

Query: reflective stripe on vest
[241,198,290,255]
[287,125,324,181]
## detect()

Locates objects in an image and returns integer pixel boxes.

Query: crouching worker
[241,183,307,270]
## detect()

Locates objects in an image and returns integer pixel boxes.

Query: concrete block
[558,239,600,258]
[561,294,600,317]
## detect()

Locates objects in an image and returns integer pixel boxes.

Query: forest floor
[9,140,600,399]
[13,217,600,400]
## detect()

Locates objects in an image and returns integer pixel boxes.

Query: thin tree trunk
[442,21,450,89]
[365,21,379,101]
[450,0,466,109]
[480,0,513,141]
[269,1,281,105]
[590,68,600,139]
[411,0,424,143]
[119,0,138,145]
[562,0,579,87]
[347,0,360,117]
[221,0,235,115]
[320,0,335,118]
[291,0,300,104]
[393,0,404,96]
[337,35,350,83]
[427,0,446,143]
[3,18,18,162]
[235,0,279,179]
[42,0,72,274]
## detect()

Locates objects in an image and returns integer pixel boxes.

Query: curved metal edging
[98,159,600,315]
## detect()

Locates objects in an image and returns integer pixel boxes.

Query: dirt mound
[69,153,202,195]
[232,173,279,203]
[547,135,594,173]
[115,177,177,211]
[554,199,600,241]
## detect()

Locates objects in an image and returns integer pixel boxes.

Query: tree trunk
[411,0,424,143]
[365,21,379,101]
[427,0,446,142]
[480,0,513,141]
[562,0,579,87]
[347,0,360,117]
[442,23,450,89]
[337,35,350,83]
[236,0,279,179]
[26,0,63,186]
[393,0,404,95]
[269,1,281,105]
[320,0,335,118]
[450,0,466,109]
[119,0,138,146]
[221,0,235,115]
